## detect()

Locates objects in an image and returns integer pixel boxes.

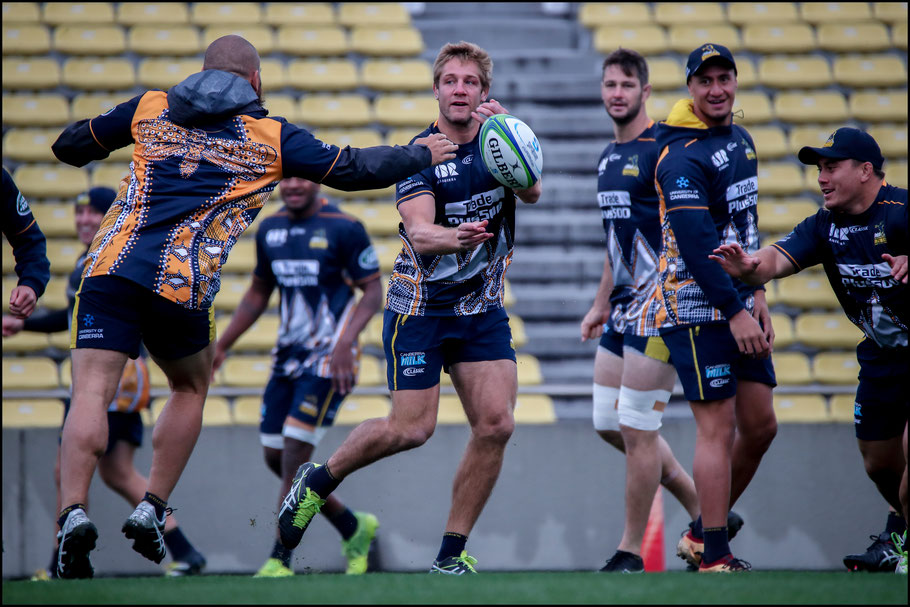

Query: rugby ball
[479,114,543,189]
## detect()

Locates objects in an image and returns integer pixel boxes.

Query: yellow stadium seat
[726,3,797,25]
[220,238,255,274]
[514,394,556,424]
[594,25,668,56]
[769,313,793,348]
[252,60,283,92]
[2,93,70,127]
[742,24,816,54]
[335,395,391,425]
[47,326,71,351]
[53,25,126,55]
[777,273,838,309]
[145,359,169,388]
[818,22,893,53]
[655,3,726,25]
[828,394,856,423]
[203,396,233,426]
[362,313,384,347]
[802,165,824,193]
[2,356,59,389]
[3,24,51,54]
[385,127,421,147]
[510,314,528,348]
[757,163,804,196]
[91,164,130,190]
[647,58,684,91]
[734,57,757,89]
[887,162,908,189]
[136,58,199,90]
[129,25,201,56]
[339,202,401,236]
[645,92,684,122]
[59,356,72,387]
[771,352,812,385]
[358,355,384,386]
[756,198,818,232]
[315,128,383,149]
[42,276,69,308]
[70,93,121,120]
[287,59,359,92]
[1,399,64,428]
[62,58,136,91]
[732,91,773,124]
[190,3,262,25]
[813,352,860,384]
[747,126,788,159]
[892,22,908,50]
[221,354,272,387]
[800,2,872,23]
[13,165,88,200]
[276,26,348,56]
[2,128,59,163]
[264,3,335,26]
[834,55,907,88]
[221,314,280,352]
[437,395,468,424]
[45,239,82,274]
[517,354,543,385]
[372,238,401,272]
[774,91,849,124]
[212,276,251,311]
[2,330,51,353]
[29,201,75,237]
[850,90,908,123]
[362,60,432,93]
[264,95,299,122]
[350,27,424,57]
[795,313,864,349]
[299,94,371,128]
[3,3,40,23]
[667,24,740,54]
[43,2,115,25]
[231,396,261,425]
[788,126,836,156]
[578,3,652,27]
[868,126,908,158]
[2,57,61,90]
[374,94,437,127]
[338,3,410,27]
[773,394,828,423]
[875,2,909,22]
[117,3,189,25]
[503,279,515,309]
[758,56,832,89]
[202,25,274,56]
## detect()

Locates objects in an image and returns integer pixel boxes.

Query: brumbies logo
[823,132,836,148]
[701,44,720,61]
[309,228,328,249]
[873,222,887,246]
[622,154,640,177]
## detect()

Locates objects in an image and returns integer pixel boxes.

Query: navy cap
[75,186,116,214]
[685,43,737,81]
[797,127,884,171]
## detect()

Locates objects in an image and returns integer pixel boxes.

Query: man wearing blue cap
[2,186,207,578]
[653,43,779,572]
[710,127,909,574]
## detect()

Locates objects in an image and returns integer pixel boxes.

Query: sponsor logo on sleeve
[358,245,379,270]
[16,192,30,216]
[398,180,420,194]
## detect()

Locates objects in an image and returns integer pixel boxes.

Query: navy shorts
[853,340,910,440]
[383,307,516,391]
[62,401,143,454]
[660,323,776,402]
[260,373,345,447]
[72,275,214,360]
[599,327,672,364]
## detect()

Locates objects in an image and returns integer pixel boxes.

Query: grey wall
[2,419,886,578]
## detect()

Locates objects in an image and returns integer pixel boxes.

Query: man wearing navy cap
[711,127,909,573]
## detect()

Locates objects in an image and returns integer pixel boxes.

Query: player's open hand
[882,253,908,284]
[729,308,770,358]
[2,315,25,337]
[580,306,610,342]
[456,220,494,250]
[414,133,457,166]
[709,243,761,279]
[8,285,37,319]
[471,99,509,124]
[329,344,356,396]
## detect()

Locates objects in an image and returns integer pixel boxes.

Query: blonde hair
[432,41,493,92]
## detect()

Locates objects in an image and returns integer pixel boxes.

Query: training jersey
[51,69,430,311]
[597,121,662,336]
[253,203,379,379]
[772,183,908,353]
[388,121,517,317]
[3,167,50,298]
[654,99,761,328]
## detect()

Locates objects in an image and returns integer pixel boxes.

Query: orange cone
[641,486,665,572]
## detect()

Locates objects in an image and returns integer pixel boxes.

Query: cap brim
[797,146,848,165]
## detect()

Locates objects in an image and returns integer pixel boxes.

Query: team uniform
[3,167,50,299]
[51,69,431,361]
[253,202,379,447]
[654,99,775,402]
[385,121,517,390]
[772,183,909,439]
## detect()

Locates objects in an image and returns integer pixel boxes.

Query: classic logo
[462,154,474,165]
[726,142,738,152]
[622,154,640,177]
[709,378,729,388]
[403,367,424,377]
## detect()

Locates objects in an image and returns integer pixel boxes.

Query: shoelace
[724,557,752,571]
[891,532,908,561]
[454,553,478,573]
[293,488,325,529]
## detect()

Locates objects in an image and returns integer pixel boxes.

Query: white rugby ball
[479,114,543,189]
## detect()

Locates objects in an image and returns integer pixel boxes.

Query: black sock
[143,492,167,520]
[163,527,195,561]
[436,532,467,562]
[885,511,907,536]
[326,507,358,541]
[701,527,730,565]
[48,547,58,576]
[690,515,704,540]
[270,539,293,569]
[57,503,87,529]
[307,463,341,498]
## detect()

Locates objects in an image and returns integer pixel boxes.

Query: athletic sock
[326,507,359,541]
[701,527,730,564]
[142,492,168,520]
[270,539,293,569]
[690,516,704,540]
[48,547,58,575]
[307,462,341,497]
[57,503,87,528]
[885,511,907,536]
[436,532,468,562]
[163,527,194,561]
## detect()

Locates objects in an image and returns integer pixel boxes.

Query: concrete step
[510,282,598,319]
[507,246,605,284]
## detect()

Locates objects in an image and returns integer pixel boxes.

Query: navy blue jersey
[773,183,908,349]
[3,167,50,298]
[254,202,379,378]
[654,99,761,328]
[388,122,517,317]
[597,121,662,336]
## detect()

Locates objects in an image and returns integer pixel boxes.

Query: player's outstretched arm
[708,243,794,286]
[882,253,908,284]
[581,252,614,342]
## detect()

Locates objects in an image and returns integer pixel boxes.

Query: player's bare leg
[729,380,776,506]
[97,442,179,534]
[689,397,736,533]
[858,435,906,514]
[445,359,517,536]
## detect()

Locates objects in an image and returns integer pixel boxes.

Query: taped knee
[593,384,621,431]
[282,424,328,447]
[617,386,671,431]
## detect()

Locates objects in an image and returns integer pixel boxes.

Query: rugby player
[3,167,49,319]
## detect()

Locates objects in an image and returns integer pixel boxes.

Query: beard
[609,97,643,127]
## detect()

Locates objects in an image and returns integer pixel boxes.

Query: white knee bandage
[260,433,284,449]
[617,386,672,431]
[592,383,621,431]
[283,424,329,447]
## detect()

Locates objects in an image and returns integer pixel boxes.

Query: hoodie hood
[657,98,731,150]
[166,69,263,126]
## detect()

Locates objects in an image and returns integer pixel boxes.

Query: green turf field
[3,571,907,604]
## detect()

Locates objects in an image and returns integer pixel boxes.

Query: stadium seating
[770,351,812,385]
[299,94,372,128]
[202,25,275,56]
[2,357,59,389]
[2,2,41,23]
[594,25,668,56]
[756,198,818,233]
[335,395,391,425]
[835,55,908,89]
[726,3,798,25]
[3,128,59,163]
[758,56,832,89]
[117,3,189,25]
[437,395,469,424]
[514,394,557,423]
[1,399,64,428]
[849,90,908,122]
[128,26,202,56]
[231,396,260,425]
[818,22,893,53]
[28,202,74,237]
[732,91,773,124]
[219,355,272,387]
[646,58,685,91]
[339,202,401,236]
[62,58,136,91]
[799,2,872,23]
[777,273,839,309]
[893,23,908,50]
[747,126,788,159]
[53,25,126,56]
[13,165,88,199]
[263,95,299,122]
[316,128,383,149]
[263,3,336,27]
[358,355,384,386]
[654,3,726,26]
[773,91,849,124]
[773,394,828,423]
[338,3,411,28]
[578,3,652,28]
[2,24,51,55]
[276,26,348,56]
[794,313,864,349]
[137,58,200,90]
[828,393,856,423]
[812,352,860,384]
[350,27,424,57]
[287,59,360,92]
[190,3,263,26]
[757,163,804,196]
[216,314,280,352]
[2,330,51,354]
[91,163,130,189]
[43,2,115,25]
[2,57,61,90]
[2,93,70,126]
[361,60,432,92]
[742,23,816,54]
[869,125,908,157]
[668,24,741,54]
[769,313,794,348]
[788,126,836,155]
[373,95,439,127]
